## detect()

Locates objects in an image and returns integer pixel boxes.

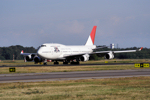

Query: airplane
[21,26,143,65]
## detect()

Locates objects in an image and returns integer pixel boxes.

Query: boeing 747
[21,26,143,65]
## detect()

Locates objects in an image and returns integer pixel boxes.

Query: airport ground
[1,59,150,66]
[0,77,150,100]
[0,59,150,100]
[0,59,150,74]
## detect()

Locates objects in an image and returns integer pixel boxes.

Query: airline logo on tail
[85,26,97,46]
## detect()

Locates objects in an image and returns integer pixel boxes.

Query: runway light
[144,63,149,67]
[9,67,16,72]
[135,63,149,68]
[135,64,140,67]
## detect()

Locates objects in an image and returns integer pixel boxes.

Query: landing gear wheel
[63,62,68,64]
[54,62,59,65]
[44,62,47,65]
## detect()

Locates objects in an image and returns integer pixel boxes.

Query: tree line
[0,45,149,60]
[0,45,37,60]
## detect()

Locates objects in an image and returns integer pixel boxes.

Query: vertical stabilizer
[21,50,24,54]
[85,26,97,46]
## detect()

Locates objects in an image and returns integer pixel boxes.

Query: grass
[0,59,150,74]
[0,59,150,66]
[0,59,150,99]
[0,65,150,74]
[0,60,34,66]
[0,77,150,100]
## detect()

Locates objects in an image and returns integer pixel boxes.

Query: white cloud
[125,16,135,20]
[93,19,100,25]
[110,16,122,25]
[58,20,85,34]
[39,29,44,34]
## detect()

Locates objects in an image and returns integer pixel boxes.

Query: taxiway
[0,69,150,83]
[0,63,136,67]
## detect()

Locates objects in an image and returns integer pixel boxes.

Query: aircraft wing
[113,47,143,53]
[93,47,143,54]
[20,50,37,56]
[63,53,86,59]
[63,47,143,59]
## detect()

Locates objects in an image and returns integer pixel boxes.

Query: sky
[0,0,150,48]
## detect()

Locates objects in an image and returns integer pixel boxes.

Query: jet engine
[105,52,114,59]
[80,54,90,62]
[25,54,35,61]
[34,56,43,63]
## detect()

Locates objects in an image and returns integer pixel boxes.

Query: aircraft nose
[37,49,42,57]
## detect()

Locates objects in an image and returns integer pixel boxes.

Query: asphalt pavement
[0,69,150,83]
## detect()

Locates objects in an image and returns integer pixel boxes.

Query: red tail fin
[139,47,143,51]
[85,26,97,45]
[90,26,97,44]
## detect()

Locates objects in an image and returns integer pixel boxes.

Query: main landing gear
[53,60,80,65]
[63,62,68,64]
[43,59,47,65]
[54,61,59,65]
[44,62,47,65]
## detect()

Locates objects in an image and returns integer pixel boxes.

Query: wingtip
[21,50,24,54]
[139,47,143,51]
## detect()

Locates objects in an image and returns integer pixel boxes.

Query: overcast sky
[0,0,150,48]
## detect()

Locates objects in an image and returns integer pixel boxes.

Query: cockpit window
[41,45,46,47]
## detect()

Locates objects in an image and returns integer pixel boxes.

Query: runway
[0,69,150,83]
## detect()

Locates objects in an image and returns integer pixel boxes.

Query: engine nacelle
[105,52,114,59]
[34,56,42,63]
[26,54,34,61]
[80,54,90,62]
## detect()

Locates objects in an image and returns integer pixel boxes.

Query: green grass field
[0,59,150,66]
[0,77,150,100]
[1,64,150,74]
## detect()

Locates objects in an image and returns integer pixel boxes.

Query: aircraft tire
[54,62,59,65]
[63,62,68,64]
[44,62,47,65]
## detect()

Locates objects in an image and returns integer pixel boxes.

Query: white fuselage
[37,43,96,60]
